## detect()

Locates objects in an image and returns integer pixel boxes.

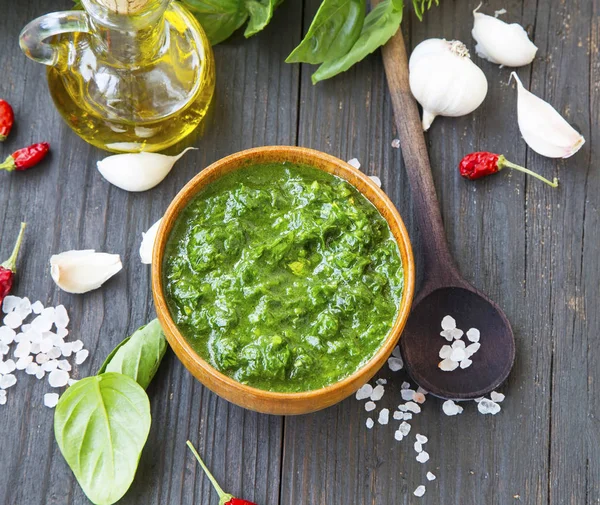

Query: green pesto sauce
[163,163,404,392]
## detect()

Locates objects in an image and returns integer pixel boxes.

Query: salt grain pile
[0,296,87,408]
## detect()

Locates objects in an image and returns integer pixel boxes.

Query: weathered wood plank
[0,1,302,504]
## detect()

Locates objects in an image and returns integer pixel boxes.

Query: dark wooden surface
[0,1,598,504]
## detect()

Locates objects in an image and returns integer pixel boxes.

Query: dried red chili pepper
[187,441,258,505]
[0,142,50,172]
[459,151,558,187]
[0,99,14,141]
[0,223,27,307]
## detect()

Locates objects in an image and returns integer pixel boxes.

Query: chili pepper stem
[186,440,234,505]
[498,155,559,187]
[1,222,26,272]
[0,156,16,171]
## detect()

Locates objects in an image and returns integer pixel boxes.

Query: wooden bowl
[152,146,415,415]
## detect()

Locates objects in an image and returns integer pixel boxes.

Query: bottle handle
[19,11,90,66]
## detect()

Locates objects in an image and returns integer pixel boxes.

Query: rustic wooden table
[1,1,598,504]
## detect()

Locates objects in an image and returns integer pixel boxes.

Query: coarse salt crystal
[465,343,481,357]
[378,408,390,425]
[48,369,69,388]
[369,176,382,188]
[39,338,54,354]
[75,350,89,365]
[366,418,374,429]
[71,340,84,353]
[414,485,426,497]
[16,356,33,370]
[0,389,6,405]
[477,398,501,415]
[376,378,387,385]
[426,472,436,481]
[31,301,44,314]
[41,360,58,372]
[388,356,403,372]
[450,348,466,362]
[414,441,422,453]
[59,342,73,357]
[416,434,428,444]
[491,391,505,403]
[15,298,32,319]
[356,383,373,400]
[57,359,72,372]
[401,381,410,389]
[31,315,53,333]
[0,343,8,355]
[401,389,415,401]
[29,342,41,354]
[41,306,55,321]
[416,451,429,463]
[4,312,22,329]
[365,401,376,412]
[0,373,17,389]
[441,315,456,330]
[392,346,402,358]
[399,421,411,436]
[452,339,466,349]
[0,326,15,345]
[2,296,21,313]
[0,359,16,374]
[439,345,452,359]
[54,305,69,329]
[413,393,426,404]
[442,400,464,416]
[405,401,421,414]
[347,158,361,169]
[56,327,68,339]
[370,385,385,401]
[47,346,61,359]
[460,358,473,369]
[67,378,78,386]
[394,430,404,441]
[25,362,39,375]
[35,368,45,380]
[404,413,413,420]
[439,359,459,371]
[44,392,59,408]
[393,411,405,420]
[466,328,480,342]
[391,138,401,148]
[36,353,49,364]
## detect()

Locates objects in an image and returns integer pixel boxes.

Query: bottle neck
[81,0,169,63]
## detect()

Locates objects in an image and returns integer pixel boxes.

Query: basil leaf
[244,0,277,37]
[101,319,167,390]
[97,336,131,375]
[286,0,366,64]
[54,373,151,505]
[312,0,403,84]
[182,0,249,45]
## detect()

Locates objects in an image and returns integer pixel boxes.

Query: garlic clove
[409,39,488,131]
[472,5,538,67]
[97,147,197,192]
[511,72,585,158]
[139,218,162,265]
[50,250,123,294]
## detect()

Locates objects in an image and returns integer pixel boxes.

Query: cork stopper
[96,0,152,15]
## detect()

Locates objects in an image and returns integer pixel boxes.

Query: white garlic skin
[50,250,123,294]
[472,6,538,67]
[511,72,585,158]
[97,147,196,192]
[409,39,488,131]
[139,218,162,265]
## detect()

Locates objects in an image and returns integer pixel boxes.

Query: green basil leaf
[312,0,403,84]
[97,336,131,375]
[54,373,151,505]
[102,319,167,390]
[182,0,249,45]
[244,0,277,37]
[412,0,438,21]
[286,0,366,64]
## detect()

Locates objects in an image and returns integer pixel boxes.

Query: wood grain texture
[0,0,301,504]
[1,0,599,504]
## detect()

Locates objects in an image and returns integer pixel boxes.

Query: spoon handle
[377,16,460,286]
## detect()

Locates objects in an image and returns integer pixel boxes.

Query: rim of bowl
[152,146,415,411]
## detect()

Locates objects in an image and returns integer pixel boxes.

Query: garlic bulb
[97,147,196,192]
[472,5,538,67]
[409,39,488,131]
[50,250,123,294]
[139,218,162,265]
[511,72,585,158]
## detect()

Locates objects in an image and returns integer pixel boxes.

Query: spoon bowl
[400,286,515,399]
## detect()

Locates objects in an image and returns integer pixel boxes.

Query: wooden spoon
[379,23,515,399]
